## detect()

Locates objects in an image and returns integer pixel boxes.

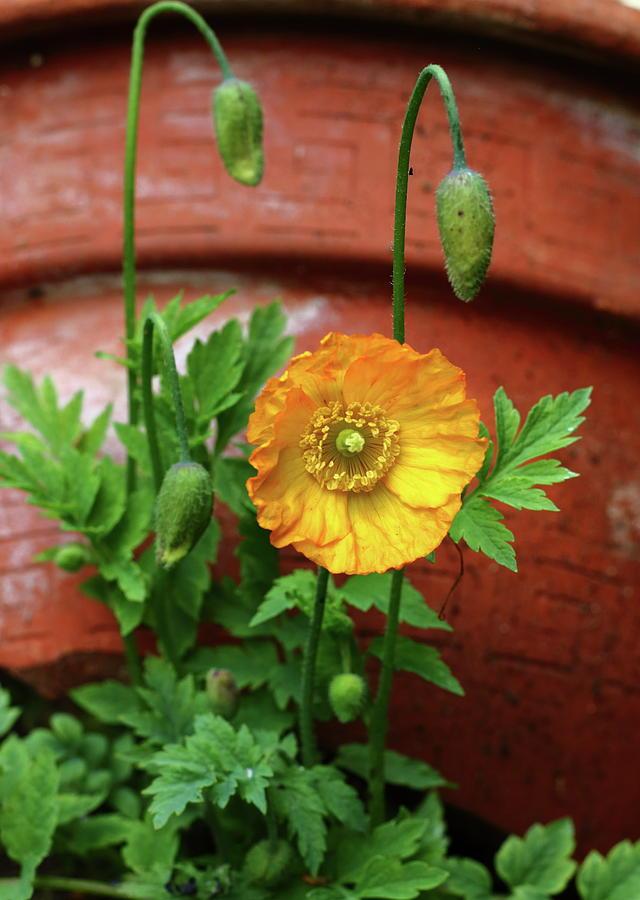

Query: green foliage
[143,713,276,827]
[577,841,640,900]
[368,636,464,696]
[451,387,591,571]
[495,819,576,894]
[0,237,597,900]
[0,689,20,738]
[0,737,59,897]
[336,744,452,791]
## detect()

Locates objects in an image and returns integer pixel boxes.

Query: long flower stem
[300,566,330,766]
[369,64,466,827]
[0,876,150,898]
[122,632,143,686]
[391,64,465,343]
[141,311,191,493]
[123,0,233,493]
[368,568,403,826]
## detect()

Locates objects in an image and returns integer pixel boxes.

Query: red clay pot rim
[2,0,640,66]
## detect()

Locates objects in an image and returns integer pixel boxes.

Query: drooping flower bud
[155,462,213,568]
[436,167,495,302]
[54,543,91,573]
[205,668,239,719]
[213,78,264,187]
[328,673,367,724]
[244,839,294,887]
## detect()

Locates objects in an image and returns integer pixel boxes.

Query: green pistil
[336,428,365,457]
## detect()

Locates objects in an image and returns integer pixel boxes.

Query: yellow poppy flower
[247,333,486,575]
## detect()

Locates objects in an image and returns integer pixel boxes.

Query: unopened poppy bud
[155,462,213,568]
[436,167,495,302]
[54,543,91,573]
[206,668,239,719]
[328,672,367,724]
[213,78,264,186]
[244,839,294,887]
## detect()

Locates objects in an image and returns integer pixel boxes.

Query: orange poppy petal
[293,485,461,575]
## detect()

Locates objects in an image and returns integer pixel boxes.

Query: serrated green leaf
[214,456,255,516]
[71,680,140,725]
[336,818,432,884]
[82,456,127,535]
[577,841,640,900]
[312,766,367,832]
[164,291,232,342]
[355,857,447,898]
[339,574,451,632]
[0,738,59,891]
[194,642,279,690]
[250,569,317,626]
[187,319,244,423]
[143,713,273,828]
[495,819,576,894]
[122,817,178,883]
[216,302,294,452]
[442,857,493,899]
[450,494,517,572]
[64,814,132,855]
[121,656,207,746]
[369,636,463,696]
[336,744,451,791]
[77,404,112,455]
[272,766,327,875]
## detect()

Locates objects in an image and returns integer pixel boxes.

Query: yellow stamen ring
[300,401,400,493]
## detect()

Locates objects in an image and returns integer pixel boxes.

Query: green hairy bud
[244,839,294,887]
[436,167,495,302]
[213,78,264,187]
[54,543,91,573]
[155,462,213,568]
[328,673,367,724]
[206,668,239,719]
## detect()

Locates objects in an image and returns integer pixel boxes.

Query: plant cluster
[0,2,630,899]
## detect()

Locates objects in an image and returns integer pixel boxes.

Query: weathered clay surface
[1,17,639,854]
[3,0,640,64]
[0,33,639,316]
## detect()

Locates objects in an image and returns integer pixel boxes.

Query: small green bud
[244,839,294,887]
[155,462,213,568]
[213,78,264,186]
[328,673,367,724]
[436,167,495,302]
[54,543,91,572]
[206,668,239,719]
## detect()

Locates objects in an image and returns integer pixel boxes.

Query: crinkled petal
[248,387,350,547]
[293,485,461,575]
[385,434,487,509]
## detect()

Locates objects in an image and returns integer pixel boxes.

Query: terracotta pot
[1,0,639,853]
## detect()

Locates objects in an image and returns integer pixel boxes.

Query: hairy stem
[369,64,465,827]
[368,568,403,825]
[391,64,465,343]
[122,631,142,686]
[300,566,330,766]
[141,311,191,493]
[123,0,232,492]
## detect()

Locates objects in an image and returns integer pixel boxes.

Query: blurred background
[1,0,639,856]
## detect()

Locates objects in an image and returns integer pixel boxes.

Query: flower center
[335,428,365,457]
[300,400,400,493]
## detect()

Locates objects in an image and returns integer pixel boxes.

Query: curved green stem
[300,566,330,766]
[369,64,465,826]
[124,0,233,492]
[141,311,192,492]
[392,64,465,343]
